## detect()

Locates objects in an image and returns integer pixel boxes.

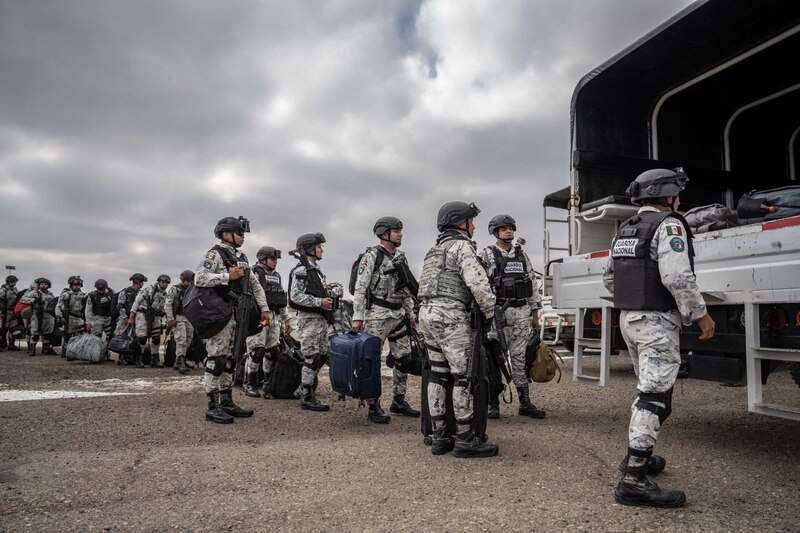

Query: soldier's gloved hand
[128,313,136,325]
[58,317,65,325]
[260,311,270,327]
[697,313,716,340]
[351,320,363,333]
[86,323,92,333]
[284,322,293,335]
[169,319,176,329]
[320,298,334,311]
[408,317,417,329]
[228,266,245,281]
[531,311,540,330]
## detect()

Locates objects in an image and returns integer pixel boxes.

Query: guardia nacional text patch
[612,238,638,257]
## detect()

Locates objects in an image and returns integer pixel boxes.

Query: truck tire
[790,363,800,388]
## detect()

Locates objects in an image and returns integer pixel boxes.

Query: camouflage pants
[502,305,534,389]
[203,318,237,394]
[418,302,473,434]
[296,313,329,388]
[63,318,85,336]
[89,316,114,346]
[244,311,281,376]
[363,317,410,397]
[30,314,55,344]
[135,313,164,354]
[173,315,194,358]
[620,311,681,452]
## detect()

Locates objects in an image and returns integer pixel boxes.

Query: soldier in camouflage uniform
[56,276,86,356]
[85,279,115,349]
[289,233,335,412]
[479,215,545,420]
[115,273,147,337]
[194,216,269,424]
[352,216,420,424]
[418,202,499,458]
[129,274,170,368]
[242,246,292,398]
[0,275,19,351]
[604,168,716,508]
[21,278,57,355]
[165,270,195,374]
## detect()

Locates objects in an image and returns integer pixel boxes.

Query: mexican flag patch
[666,225,683,236]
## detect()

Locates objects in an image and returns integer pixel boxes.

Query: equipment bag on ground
[269,336,304,399]
[526,337,563,383]
[108,326,141,356]
[737,185,800,223]
[65,333,107,363]
[162,333,177,368]
[328,331,382,399]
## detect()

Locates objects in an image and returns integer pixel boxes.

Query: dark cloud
[0,0,694,292]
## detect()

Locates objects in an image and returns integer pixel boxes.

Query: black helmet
[179,270,195,282]
[296,233,326,255]
[67,275,83,287]
[373,216,403,236]
[488,214,516,235]
[256,246,281,260]
[626,168,688,206]
[157,274,171,283]
[37,278,52,288]
[5,275,18,283]
[130,273,147,283]
[94,279,108,290]
[437,201,481,232]
[214,216,251,238]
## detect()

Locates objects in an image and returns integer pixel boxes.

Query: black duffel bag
[108,325,141,356]
[269,336,304,399]
[737,186,800,223]
[182,285,233,339]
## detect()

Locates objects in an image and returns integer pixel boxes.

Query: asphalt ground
[0,349,798,532]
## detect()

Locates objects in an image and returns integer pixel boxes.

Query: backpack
[181,285,233,339]
[683,204,739,234]
[14,290,31,319]
[526,336,563,383]
[268,336,304,399]
[348,246,390,295]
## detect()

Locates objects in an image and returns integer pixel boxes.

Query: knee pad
[251,347,266,364]
[224,357,236,374]
[152,334,160,345]
[137,337,148,345]
[428,371,450,388]
[205,355,227,377]
[636,388,673,423]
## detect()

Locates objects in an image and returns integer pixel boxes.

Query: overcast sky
[0,0,694,293]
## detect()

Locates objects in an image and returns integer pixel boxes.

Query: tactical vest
[254,265,287,310]
[212,245,250,300]
[490,245,533,307]
[368,247,405,311]
[89,290,114,317]
[62,290,85,318]
[119,287,138,314]
[288,263,327,315]
[171,285,186,316]
[417,233,473,305]
[611,211,695,311]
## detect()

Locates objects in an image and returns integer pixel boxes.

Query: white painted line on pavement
[0,390,144,402]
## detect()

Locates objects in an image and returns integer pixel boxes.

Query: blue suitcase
[328,332,382,399]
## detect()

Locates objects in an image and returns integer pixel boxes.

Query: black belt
[499,299,528,308]
[69,313,83,318]
[371,297,403,311]
[138,310,165,316]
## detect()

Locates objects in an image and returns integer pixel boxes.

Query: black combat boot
[0,332,7,350]
[389,395,420,417]
[150,349,164,368]
[487,396,500,419]
[614,449,686,508]
[261,373,272,399]
[243,372,261,398]
[42,342,57,355]
[135,350,145,369]
[367,399,391,424]
[205,392,234,424]
[300,387,330,412]
[218,388,254,417]
[517,385,546,419]
[175,356,191,375]
[431,426,455,456]
[7,337,19,351]
[27,339,37,356]
[453,429,499,458]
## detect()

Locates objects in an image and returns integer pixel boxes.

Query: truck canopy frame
[570,0,800,211]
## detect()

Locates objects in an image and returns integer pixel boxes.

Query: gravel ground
[0,350,798,532]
